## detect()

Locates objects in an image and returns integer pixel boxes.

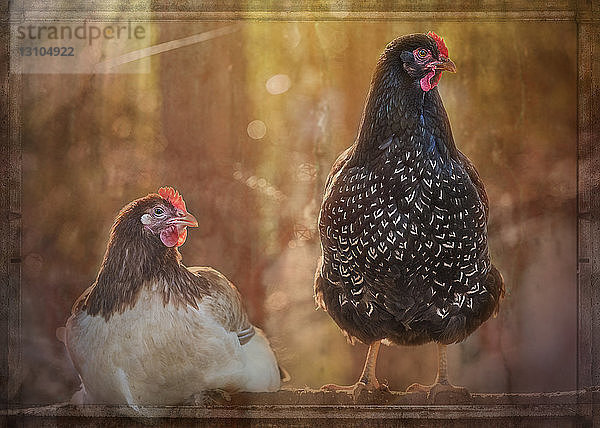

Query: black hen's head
[378,32,456,92]
[112,187,198,249]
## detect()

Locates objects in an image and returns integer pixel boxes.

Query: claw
[406,381,471,404]
[321,381,384,403]
[320,341,385,403]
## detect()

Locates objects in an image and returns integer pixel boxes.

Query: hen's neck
[102,232,180,281]
[84,220,181,319]
[355,68,454,159]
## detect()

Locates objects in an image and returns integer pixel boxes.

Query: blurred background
[18,20,577,403]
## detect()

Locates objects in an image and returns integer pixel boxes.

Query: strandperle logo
[15,21,147,46]
[11,20,152,74]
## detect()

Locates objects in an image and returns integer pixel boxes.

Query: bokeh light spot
[247,120,267,139]
[266,74,291,95]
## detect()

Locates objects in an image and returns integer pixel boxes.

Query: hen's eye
[153,207,165,217]
[417,49,429,59]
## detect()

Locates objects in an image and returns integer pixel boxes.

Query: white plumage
[64,267,280,405]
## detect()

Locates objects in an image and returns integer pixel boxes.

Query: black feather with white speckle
[314,33,503,347]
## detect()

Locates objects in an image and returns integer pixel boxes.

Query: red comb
[158,186,186,212]
[427,31,448,57]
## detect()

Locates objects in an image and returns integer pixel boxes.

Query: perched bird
[60,187,282,406]
[314,32,504,400]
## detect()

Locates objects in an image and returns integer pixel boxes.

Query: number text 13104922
[19,46,75,56]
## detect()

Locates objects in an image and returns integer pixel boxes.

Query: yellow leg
[358,340,381,387]
[321,341,386,401]
[436,342,449,384]
[406,343,471,403]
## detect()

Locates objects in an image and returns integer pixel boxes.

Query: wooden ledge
[3,388,599,427]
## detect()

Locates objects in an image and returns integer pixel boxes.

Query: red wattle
[160,227,178,247]
[420,70,436,92]
[160,225,188,247]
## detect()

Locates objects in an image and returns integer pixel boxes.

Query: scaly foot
[321,379,388,402]
[406,381,471,404]
[322,341,386,402]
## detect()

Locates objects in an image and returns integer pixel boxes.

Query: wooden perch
[3,388,599,427]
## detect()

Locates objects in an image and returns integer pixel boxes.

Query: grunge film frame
[1,0,599,425]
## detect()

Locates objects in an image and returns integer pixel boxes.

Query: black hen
[314,32,504,400]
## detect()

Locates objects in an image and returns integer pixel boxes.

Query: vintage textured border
[1,0,599,424]
[577,6,600,401]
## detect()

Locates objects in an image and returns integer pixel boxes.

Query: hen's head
[115,187,198,248]
[381,31,456,92]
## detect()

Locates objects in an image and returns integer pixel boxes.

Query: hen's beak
[436,57,457,73]
[169,211,199,228]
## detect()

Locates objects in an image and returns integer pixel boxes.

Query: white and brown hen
[59,187,282,406]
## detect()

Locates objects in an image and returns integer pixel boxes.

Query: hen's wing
[186,266,254,340]
[322,145,355,201]
[456,150,489,221]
